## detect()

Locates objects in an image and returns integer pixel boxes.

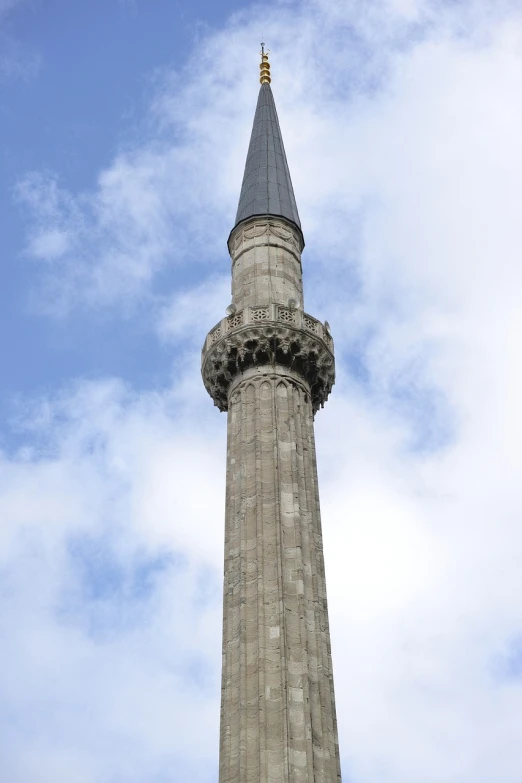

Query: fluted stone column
[202,215,341,782]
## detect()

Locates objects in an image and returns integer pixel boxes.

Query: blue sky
[1,0,245,418]
[1,0,522,781]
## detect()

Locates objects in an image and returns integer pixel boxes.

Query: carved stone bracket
[202,319,335,414]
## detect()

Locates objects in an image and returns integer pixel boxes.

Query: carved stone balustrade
[202,304,335,414]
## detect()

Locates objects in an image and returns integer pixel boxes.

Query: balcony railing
[204,304,333,354]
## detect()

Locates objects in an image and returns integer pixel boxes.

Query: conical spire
[234,51,302,236]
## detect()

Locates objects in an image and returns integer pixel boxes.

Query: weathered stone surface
[202,313,335,415]
[219,374,342,782]
[203,211,341,779]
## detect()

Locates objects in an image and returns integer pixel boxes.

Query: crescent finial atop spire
[260,43,271,84]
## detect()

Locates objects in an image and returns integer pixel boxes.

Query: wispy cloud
[1,379,224,781]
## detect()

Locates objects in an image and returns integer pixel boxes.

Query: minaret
[202,48,341,783]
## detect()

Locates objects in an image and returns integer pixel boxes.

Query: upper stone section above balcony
[228,216,304,310]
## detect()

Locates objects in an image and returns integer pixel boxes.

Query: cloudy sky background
[1,0,522,780]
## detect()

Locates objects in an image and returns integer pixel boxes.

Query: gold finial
[260,42,271,84]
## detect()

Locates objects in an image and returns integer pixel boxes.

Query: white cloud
[6,0,522,781]
[29,228,70,260]
[157,275,230,345]
[0,378,224,782]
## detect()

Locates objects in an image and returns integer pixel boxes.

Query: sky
[1,0,522,781]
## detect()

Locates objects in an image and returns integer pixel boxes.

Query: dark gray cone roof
[234,83,302,233]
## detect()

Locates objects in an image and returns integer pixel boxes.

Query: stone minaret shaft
[202,52,341,783]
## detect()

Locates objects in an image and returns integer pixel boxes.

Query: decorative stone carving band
[228,366,312,404]
[201,321,335,414]
[228,216,304,264]
[203,304,334,354]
